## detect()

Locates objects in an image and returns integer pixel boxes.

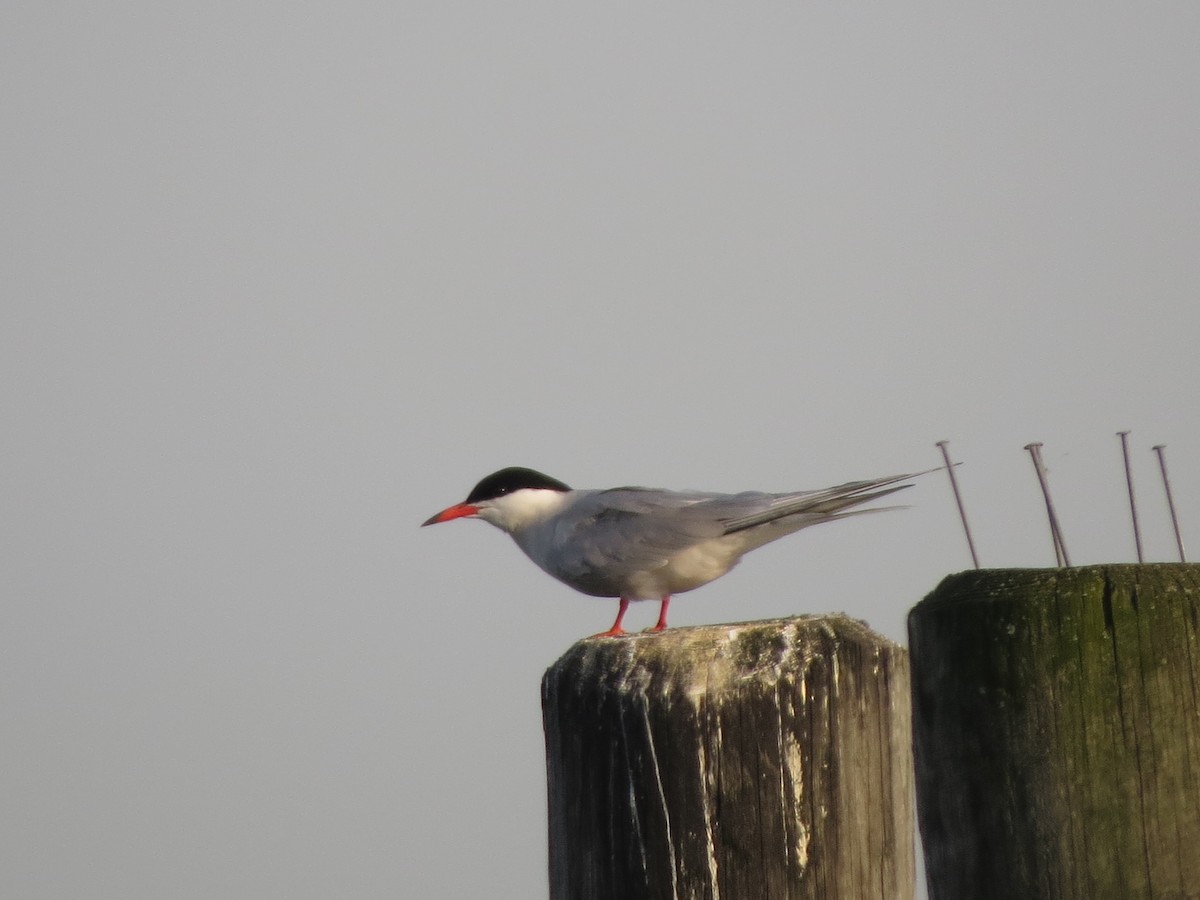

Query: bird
[422,466,926,637]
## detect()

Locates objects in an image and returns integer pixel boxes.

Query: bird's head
[421,467,572,534]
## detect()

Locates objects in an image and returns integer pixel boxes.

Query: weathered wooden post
[909,564,1200,899]
[542,614,914,900]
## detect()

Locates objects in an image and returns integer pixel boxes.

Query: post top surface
[543,613,905,700]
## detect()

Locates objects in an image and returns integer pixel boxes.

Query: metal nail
[1117,431,1144,563]
[1025,442,1071,567]
[1152,444,1187,562]
[936,440,980,569]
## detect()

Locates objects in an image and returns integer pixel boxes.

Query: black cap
[464,467,571,504]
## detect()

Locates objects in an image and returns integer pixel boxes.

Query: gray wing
[546,472,919,592]
[545,487,769,592]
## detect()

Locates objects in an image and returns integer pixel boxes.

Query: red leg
[650,595,671,632]
[592,597,630,638]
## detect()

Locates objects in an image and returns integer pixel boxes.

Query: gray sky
[4,3,1198,898]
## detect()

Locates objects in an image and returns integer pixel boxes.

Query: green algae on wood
[909,564,1200,900]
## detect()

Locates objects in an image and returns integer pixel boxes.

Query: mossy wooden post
[541,615,914,900]
[909,564,1200,900]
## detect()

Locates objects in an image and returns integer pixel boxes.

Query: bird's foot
[590,626,629,639]
[647,595,670,633]
[592,597,632,638]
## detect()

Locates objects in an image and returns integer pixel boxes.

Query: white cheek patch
[487,488,572,532]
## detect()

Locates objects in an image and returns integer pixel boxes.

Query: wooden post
[541,615,914,900]
[909,564,1200,900]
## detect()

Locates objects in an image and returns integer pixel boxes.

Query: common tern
[422,466,924,637]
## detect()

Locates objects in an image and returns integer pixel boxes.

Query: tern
[422,466,924,637]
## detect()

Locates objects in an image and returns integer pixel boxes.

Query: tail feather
[720,474,925,536]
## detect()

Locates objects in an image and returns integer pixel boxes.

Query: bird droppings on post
[542,615,914,900]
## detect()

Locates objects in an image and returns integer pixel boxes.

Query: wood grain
[542,614,914,900]
[910,564,1200,900]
